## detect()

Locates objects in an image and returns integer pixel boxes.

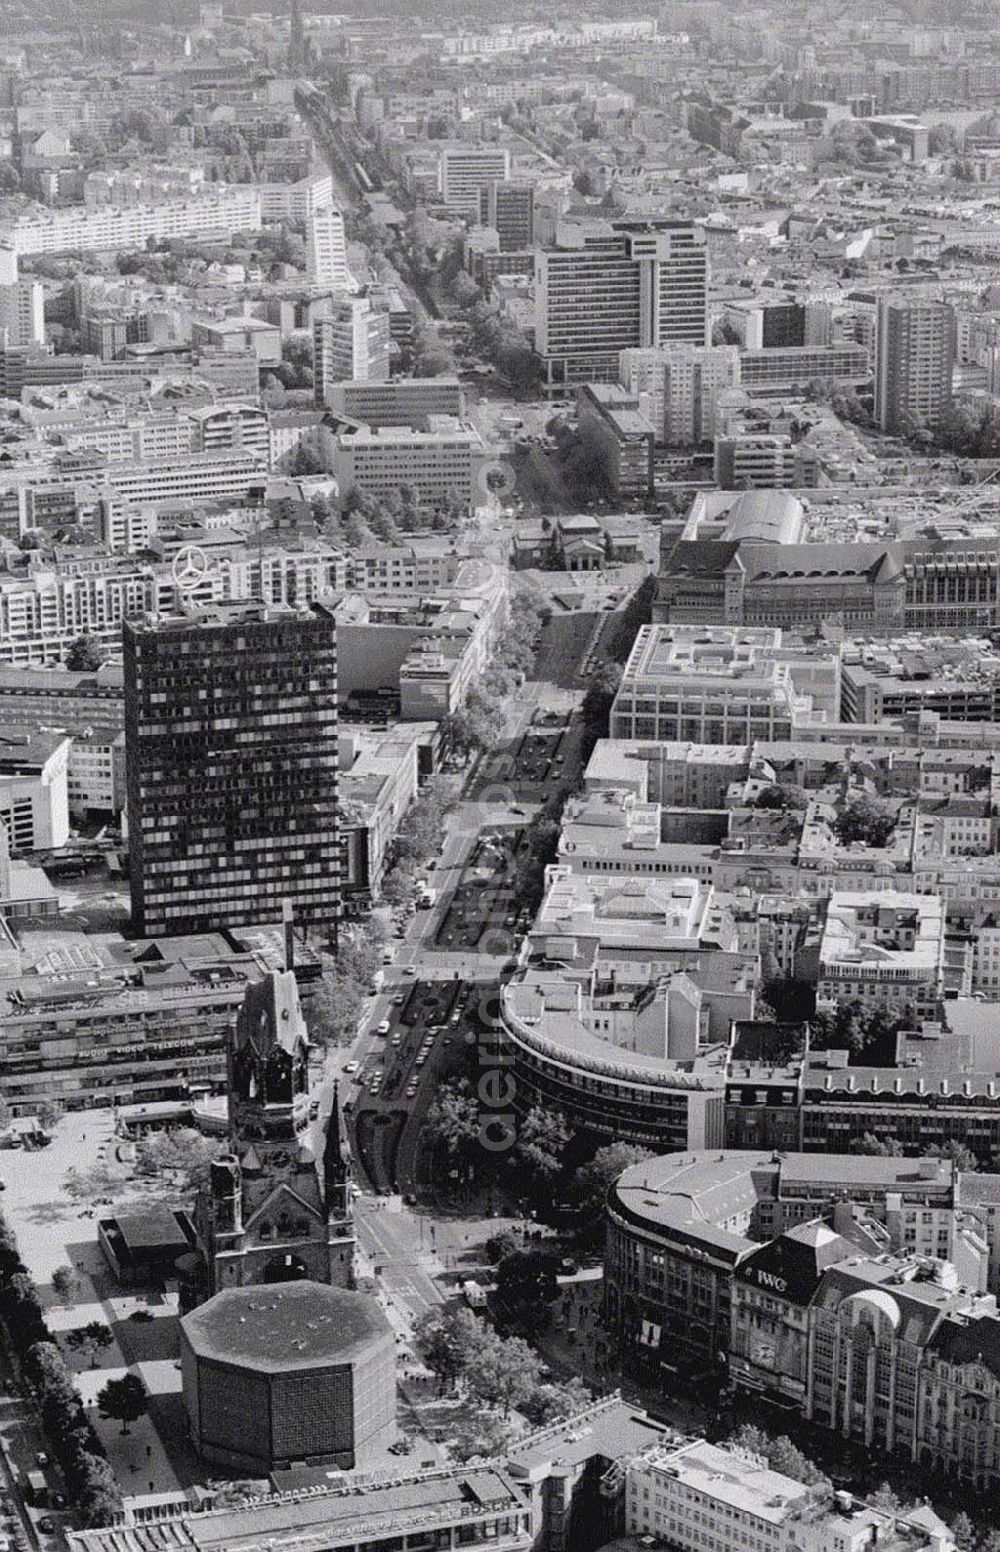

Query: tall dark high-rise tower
[123,601,339,938]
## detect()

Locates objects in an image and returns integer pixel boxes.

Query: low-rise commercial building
[739,344,870,396]
[604,1149,973,1379]
[331,417,486,511]
[0,664,124,727]
[500,864,757,1155]
[500,970,731,1157]
[322,377,464,427]
[714,433,799,490]
[840,636,1000,725]
[339,723,423,901]
[555,788,721,883]
[626,1437,814,1552]
[799,1014,1000,1163]
[0,728,71,851]
[67,1465,532,1552]
[0,927,270,1112]
[816,891,946,1021]
[626,1441,956,1552]
[610,625,816,745]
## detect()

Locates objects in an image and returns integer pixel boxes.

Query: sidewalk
[527,1280,717,1434]
[46,1278,183,1499]
[1,1111,190,1502]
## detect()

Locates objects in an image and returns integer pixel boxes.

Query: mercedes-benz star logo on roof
[172,544,212,592]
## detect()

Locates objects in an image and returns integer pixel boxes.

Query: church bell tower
[193,970,354,1299]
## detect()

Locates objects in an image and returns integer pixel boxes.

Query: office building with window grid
[124,602,339,937]
[537,220,709,394]
[439,146,510,216]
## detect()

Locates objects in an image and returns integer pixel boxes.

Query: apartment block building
[584,737,750,809]
[305,205,350,288]
[2,186,261,256]
[0,280,44,349]
[343,545,467,593]
[313,299,391,396]
[0,544,346,666]
[875,298,954,434]
[619,343,741,445]
[577,382,655,501]
[257,171,335,222]
[816,892,945,1020]
[52,411,193,468]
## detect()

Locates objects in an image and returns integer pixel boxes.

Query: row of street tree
[439,583,547,760]
[412,1303,590,1459]
[0,1213,121,1526]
